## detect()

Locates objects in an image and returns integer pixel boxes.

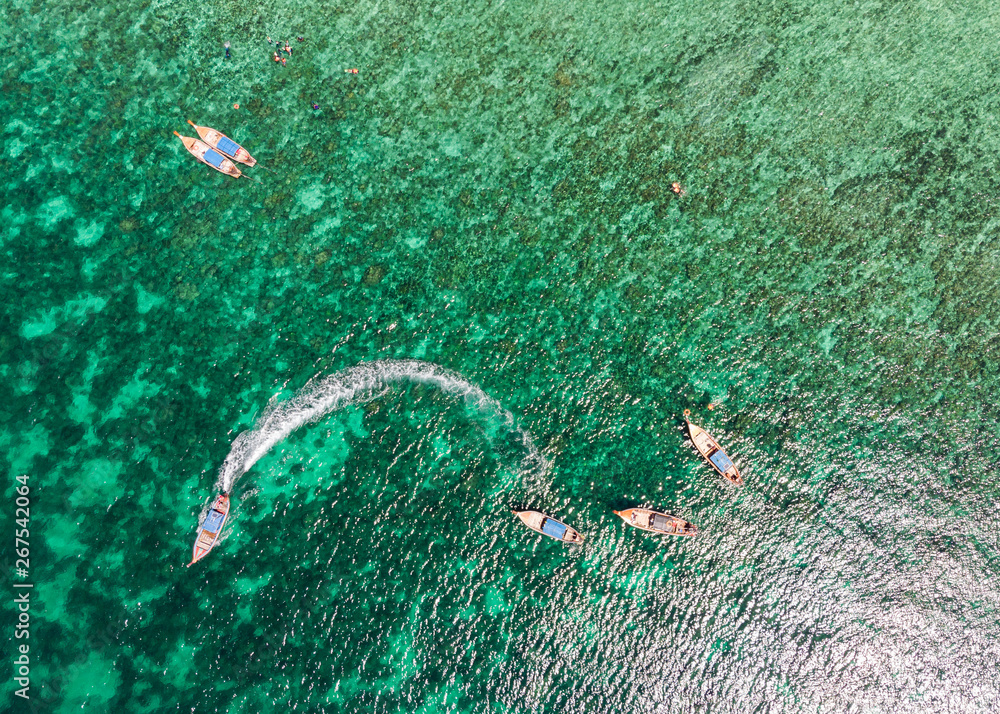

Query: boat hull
[514,510,584,543]
[613,508,697,536]
[174,132,242,178]
[188,120,257,166]
[188,493,230,566]
[687,420,743,486]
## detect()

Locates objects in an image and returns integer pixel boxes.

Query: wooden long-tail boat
[186,120,257,166]
[686,415,743,486]
[613,507,697,536]
[173,132,243,178]
[188,493,230,566]
[514,510,584,543]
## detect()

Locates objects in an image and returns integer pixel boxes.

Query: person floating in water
[297,36,305,42]
[345,68,359,74]
[311,102,320,110]
[671,181,686,197]
[224,41,231,59]
[284,42,292,55]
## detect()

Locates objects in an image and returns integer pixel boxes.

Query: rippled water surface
[3,0,1000,711]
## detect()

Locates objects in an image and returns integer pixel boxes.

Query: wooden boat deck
[613,507,697,536]
[174,132,243,178]
[687,419,743,486]
[514,510,584,543]
[188,493,231,566]
[187,120,257,166]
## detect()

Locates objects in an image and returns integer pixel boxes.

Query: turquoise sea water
[4,0,1000,710]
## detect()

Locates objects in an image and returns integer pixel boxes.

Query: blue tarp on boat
[203,149,226,168]
[710,449,734,473]
[215,136,241,157]
[203,509,225,533]
[651,514,674,531]
[541,518,568,540]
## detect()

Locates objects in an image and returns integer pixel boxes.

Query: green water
[4,0,1000,710]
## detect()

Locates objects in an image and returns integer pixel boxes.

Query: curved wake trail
[217,359,548,494]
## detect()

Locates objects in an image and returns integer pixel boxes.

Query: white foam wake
[217,359,548,493]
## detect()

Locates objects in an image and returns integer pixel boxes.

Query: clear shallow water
[3,0,1000,710]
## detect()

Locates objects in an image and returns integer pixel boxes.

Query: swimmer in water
[345,68,359,74]
[311,102,320,110]
[224,41,231,59]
